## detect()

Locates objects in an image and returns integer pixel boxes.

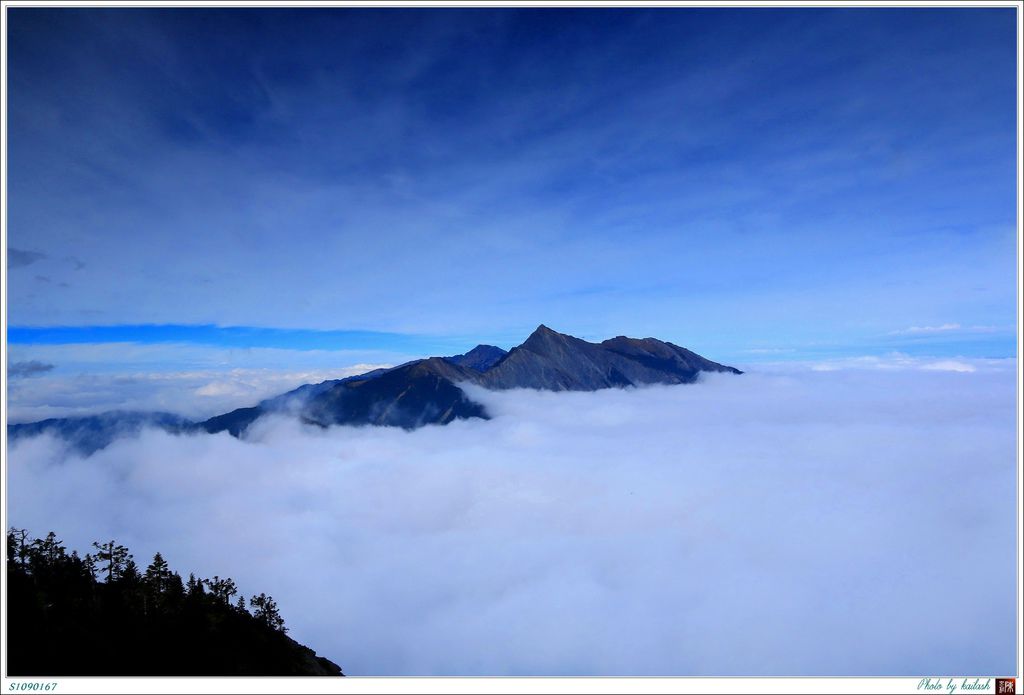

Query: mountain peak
[522,324,569,346]
[443,344,508,371]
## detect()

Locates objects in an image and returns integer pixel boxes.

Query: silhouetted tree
[7,528,30,567]
[250,593,287,633]
[30,532,67,568]
[116,557,145,616]
[186,572,205,598]
[204,575,238,606]
[142,553,179,615]
[123,558,141,582]
[82,553,98,580]
[144,553,173,594]
[66,551,90,582]
[165,571,185,606]
[92,540,132,583]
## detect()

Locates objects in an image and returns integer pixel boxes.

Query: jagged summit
[444,344,508,371]
[479,326,740,391]
[9,326,742,452]
[530,323,558,336]
[519,324,579,352]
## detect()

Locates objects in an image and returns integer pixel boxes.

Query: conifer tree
[30,531,66,567]
[121,557,141,585]
[250,593,287,633]
[186,572,204,596]
[7,528,30,567]
[144,553,173,594]
[167,572,185,599]
[92,540,132,582]
[204,575,238,605]
[67,551,89,583]
[82,553,98,580]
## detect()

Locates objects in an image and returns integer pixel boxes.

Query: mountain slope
[6,411,193,456]
[301,358,488,429]
[198,368,394,436]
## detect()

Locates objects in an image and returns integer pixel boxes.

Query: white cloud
[5,366,1017,676]
[5,340,412,421]
[740,347,795,355]
[756,353,1012,374]
[5,367,394,423]
[892,324,1000,336]
[190,364,391,401]
[920,360,977,373]
[902,323,962,334]
[5,342,413,372]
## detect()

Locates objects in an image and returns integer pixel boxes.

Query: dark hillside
[6,530,342,676]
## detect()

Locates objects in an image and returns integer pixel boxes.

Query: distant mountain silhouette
[6,411,192,456]
[8,326,741,452]
[443,344,507,371]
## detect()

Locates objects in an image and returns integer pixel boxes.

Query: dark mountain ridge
[8,326,741,453]
[5,411,193,455]
[476,324,738,391]
[443,344,507,371]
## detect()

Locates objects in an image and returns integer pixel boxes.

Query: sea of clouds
[6,363,1018,675]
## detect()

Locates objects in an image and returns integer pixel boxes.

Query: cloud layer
[4,340,417,422]
[6,365,1017,675]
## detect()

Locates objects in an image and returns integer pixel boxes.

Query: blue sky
[5,8,1019,377]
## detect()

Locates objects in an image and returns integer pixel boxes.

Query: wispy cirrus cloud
[6,324,458,354]
[901,323,962,334]
[748,353,1010,374]
[920,359,977,373]
[5,9,1016,353]
[7,360,56,378]
[891,323,999,335]
[7,248,47,269]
